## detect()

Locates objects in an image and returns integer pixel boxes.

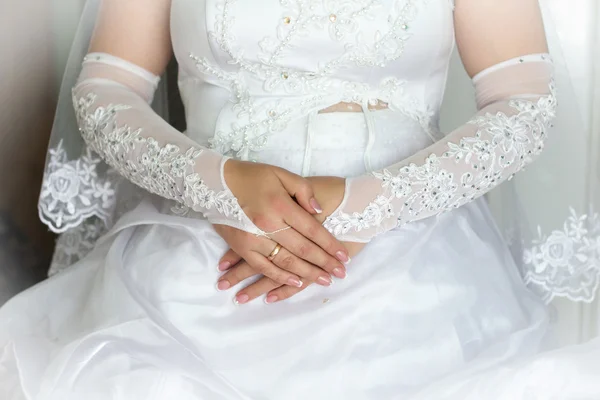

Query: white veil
[441,0,599,308]
[489,2,599,306]
[39,0,171,274]
[40,0,599,310]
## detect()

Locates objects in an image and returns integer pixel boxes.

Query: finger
[252,232,345,280]
[218,249,242,271]
[274,225,348,279]
[283,201,351,265]
[244,251,304,288]
[233,276,280,305]
[217,260,256,291]
[270,246,334,286]
[265,280,311,304]
[274,168,322,215]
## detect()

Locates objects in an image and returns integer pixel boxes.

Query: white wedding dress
[2,1,600,399]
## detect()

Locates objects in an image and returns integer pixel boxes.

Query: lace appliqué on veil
[523,208,600,303]
[49,218,107,276]
[39,140,115,233]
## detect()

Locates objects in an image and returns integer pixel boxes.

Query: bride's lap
[0,199,549,398]
[111,199,546,378]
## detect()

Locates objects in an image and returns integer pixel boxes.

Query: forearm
[73,53,257,233]
[324,55,556,242]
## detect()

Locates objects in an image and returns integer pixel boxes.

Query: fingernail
[317,276,333,286]
[265,295,278,304]
[234,294,249,305]
[310,198,323,214]
[218,261,231,271]
[336,251,351,264]
[217,280,231,291]
[287,278,303,288]
[333,267,346,279]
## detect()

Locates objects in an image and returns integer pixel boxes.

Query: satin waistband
[299,102,438,176]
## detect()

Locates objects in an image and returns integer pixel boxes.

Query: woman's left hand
[219,241,366,304]
[217,176,367,305]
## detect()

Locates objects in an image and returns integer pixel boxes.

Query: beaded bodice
[171,0,455,161]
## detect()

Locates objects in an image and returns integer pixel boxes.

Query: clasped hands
[214,160,365,305]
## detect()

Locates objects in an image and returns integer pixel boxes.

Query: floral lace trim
[191,49,434,159]
[48,218,107,276]
[73,92,244,220]
[38,140,115,233]
[323,81,557,237]
[523,208,600,303]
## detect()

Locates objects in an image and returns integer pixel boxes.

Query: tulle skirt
[0,196,560,399]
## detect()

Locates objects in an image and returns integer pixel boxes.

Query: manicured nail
[336,251,351,264]
[234,294,249,305]
[218,261,231,271]
[217,280,230,291]
[310,198,323,214]
[332,267,346,279]
[265,295,278,304]
[317,276,333,286]
[287,278,303,288]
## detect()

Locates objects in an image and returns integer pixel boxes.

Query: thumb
[274,168,323,215]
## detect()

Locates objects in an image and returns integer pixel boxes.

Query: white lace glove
[324,54,557,242]
[73,53,263,235]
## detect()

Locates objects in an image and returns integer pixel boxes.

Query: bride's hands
[217,175,367,305]
[214,161,350,291]
[221,240,365,305]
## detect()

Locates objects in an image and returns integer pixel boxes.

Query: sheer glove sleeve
[323,55,556,242]
[73,53,263,235]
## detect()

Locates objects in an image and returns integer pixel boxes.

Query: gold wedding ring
[268,243,283,261]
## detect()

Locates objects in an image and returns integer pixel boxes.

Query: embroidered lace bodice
[172,0,453,159]
[69,0,555,243]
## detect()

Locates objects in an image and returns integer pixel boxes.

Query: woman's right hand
[214,160,350,289]
[216,175,358,304]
